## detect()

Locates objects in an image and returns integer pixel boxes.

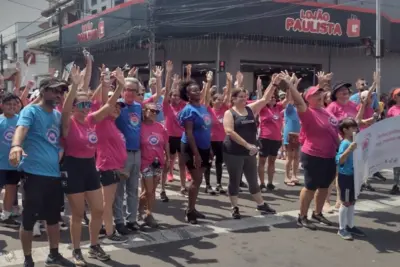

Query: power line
[6,0,44,11]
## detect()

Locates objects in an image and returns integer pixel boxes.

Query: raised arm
[81,54,93,92]
[248,74,282,115]
[151,66,164,103]
[223,72,232,105]
[61,66,81,138]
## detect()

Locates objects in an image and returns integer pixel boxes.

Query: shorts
[180,142,210,170]
[169,136,181,155]
[61,156,101,194]
[286,133,300,152]
[301,152,336,191]
[22,173,63,229]
[258,138,281,157]
[99,170,120,187]
[0,170,21,187]
[338,173,355,203]
[141,165,162,178]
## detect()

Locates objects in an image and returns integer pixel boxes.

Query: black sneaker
[260,183,268,193]
[143,214,159,228]
[297,215,317,230]
[373,172,386,181]
[239,181,248,188]
[102,232,128,245]
[346,226,366,237]
[99,226,106,235]
[185,209,197,224]
[256,203,276,214]
[59,220,68,231]
[45,253,74,267]
[24,260,34,267]
[72,249,88,267]
[194,209,206,219]
[205,185,216,195]
[115,223,131,236]
[389,185,399,195]
[312,212,333,226]
[0,217,20,228]
[232,206,241,219]
[215,184,226,194]
[88,244,110,261]
[266,183,275,190]
[179,188,188,197]
[364,183,376,191]
[82,212,90,225]
[160,191,169,202]
[126,221,141,231]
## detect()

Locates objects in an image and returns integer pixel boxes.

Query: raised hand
[172,74,181,84]
[153,66,164,78]
[206,71,213,83]
[226,72,232,83]
[128,66,138,77]
[70,65,81,86]
[236,71,243,86]
[114,67,125,86]
[166,60,173,73]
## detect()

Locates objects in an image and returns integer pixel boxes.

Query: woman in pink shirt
[139,102,170,228]
[61,67,125,265]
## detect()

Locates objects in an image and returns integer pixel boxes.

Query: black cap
[331,81,352,101]
[39,78,69,92]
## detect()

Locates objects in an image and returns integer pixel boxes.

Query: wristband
[11,145,22,149]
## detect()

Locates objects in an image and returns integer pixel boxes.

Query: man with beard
[8,77,74,267]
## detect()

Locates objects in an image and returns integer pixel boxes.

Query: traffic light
[219,61,225,72]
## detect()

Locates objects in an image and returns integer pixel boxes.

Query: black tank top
[223,106,258,155]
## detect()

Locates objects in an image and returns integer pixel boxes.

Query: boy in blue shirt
[336,118,366,240]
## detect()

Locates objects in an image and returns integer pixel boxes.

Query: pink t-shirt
[210,105,228,142]
[140,122,168,171]
[325,101,358,121]
[63,114,98,158]
[387,105,400,118]
[298,108,339,158]
[357,104,374,131]
[163,101,185,137]
[259,103,284,141]
[95,117,127,171]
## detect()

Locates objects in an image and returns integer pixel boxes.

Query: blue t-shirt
[144,93,164,122]
[17,105,61,177]
[179,104,211,150]
[0,114,19,170]
[283,104,301,145]
[116,99,142,151]
[349,92,378,110]
[336,139,354,175]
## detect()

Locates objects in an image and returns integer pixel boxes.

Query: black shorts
[22,173,63,227]
[61,156,101,194]
[0,170,21,187]
[301,152,336,191]
[169,136,181,155]
[180,142,210,170]
[338,173,355,203]
[258,138,282,157]
[99,170,120,187]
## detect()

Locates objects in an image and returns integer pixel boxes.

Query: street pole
[147,0,155,78]
[0,34,4,75]
[58,8,64,73]
[376,0,381,96]
[216,36,221,91]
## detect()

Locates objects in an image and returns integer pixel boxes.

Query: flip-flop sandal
[284,181,296,187]
[291,179,301,185]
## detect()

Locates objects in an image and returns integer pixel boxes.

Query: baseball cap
[39,77,69,92]
[304,86,323,101]
[331,81,352,101]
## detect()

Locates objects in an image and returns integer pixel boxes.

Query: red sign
[285,9,342,36]
[77,19,105,42]
[347,16,361,37]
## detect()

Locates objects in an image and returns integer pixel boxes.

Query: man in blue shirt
[144,77,165,123]
[349,78,379,111]
[8,77,73,267]
[114,77,142,235]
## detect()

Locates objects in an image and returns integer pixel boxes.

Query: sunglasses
[147,108,160,114]
[137,93,144,97]
[75,101,92,109]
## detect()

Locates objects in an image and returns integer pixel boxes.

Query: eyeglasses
[137,93,144,96]
[147,108,160,114]
[75,101,92,109]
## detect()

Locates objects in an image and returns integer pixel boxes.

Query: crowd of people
[1,55,400,267]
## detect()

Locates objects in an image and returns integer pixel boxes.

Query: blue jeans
[113,150,141,225]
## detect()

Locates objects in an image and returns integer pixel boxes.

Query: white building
[83,0,125,16]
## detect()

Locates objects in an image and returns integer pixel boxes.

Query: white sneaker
[33,222,41,237]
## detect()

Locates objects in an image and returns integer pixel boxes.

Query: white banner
[354,116,400,198]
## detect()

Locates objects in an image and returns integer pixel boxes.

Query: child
[336,118,366,240]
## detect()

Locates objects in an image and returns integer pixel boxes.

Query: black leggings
[204,141,223,185]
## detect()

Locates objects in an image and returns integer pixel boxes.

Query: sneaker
[82,212,90,225]
[205,185,216,195]
[0,217,20,228]
[126,221,141,231]
[239,181,248,188]
[346,226,366,237]
[215,184,226,194]
[185,209,197,224]
[72,249,88,267]
[194,209,206,219]
[45,253,74,267]
[373,172,386,181]
[260,183,268,193]
[266,183,275,190]
[102,232,128,245]
[59,220,68,231]
[363,183,376,192]
[88,244,110,261]
[99,226,106,236]
[160,191,169,202]
[179,188,188,197]
[256,203,276,214]
[312,212,333,226]
[337,229,353,240]
[33,222,41,237]
[143,214,159,228]
[167,173,174,182]
[115,223,131,236]
[24,260,34,267]
[232,206,241,219]
[389,185,399,195]
[297,215,317,230]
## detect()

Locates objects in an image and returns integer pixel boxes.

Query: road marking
[1,195,400,266]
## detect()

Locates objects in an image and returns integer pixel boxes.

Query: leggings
[224,153,260,196]
[204,141,223,185]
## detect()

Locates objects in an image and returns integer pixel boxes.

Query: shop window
[182,61,216,88]
[101,6,106,11]
[91,0,97,6]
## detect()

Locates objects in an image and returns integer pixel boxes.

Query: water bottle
[104,68,111,83]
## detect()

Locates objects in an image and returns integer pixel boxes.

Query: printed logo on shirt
[148,134,159,145]
[272,114,280,120]
[46,126,59,145]
[203,114,211,126]
[156,102,163,112]
[3,126,16,142]
[328,116,338,126]
[88,131,98,144]
[129,113,140,127]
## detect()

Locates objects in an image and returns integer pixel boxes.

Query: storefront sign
[285,9,343,36]
[77,19,105,42]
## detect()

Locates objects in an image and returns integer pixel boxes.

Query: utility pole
[147,0,155,77]
[0,34,4,75]
[376,0,381,96]
[58,8,64,73]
